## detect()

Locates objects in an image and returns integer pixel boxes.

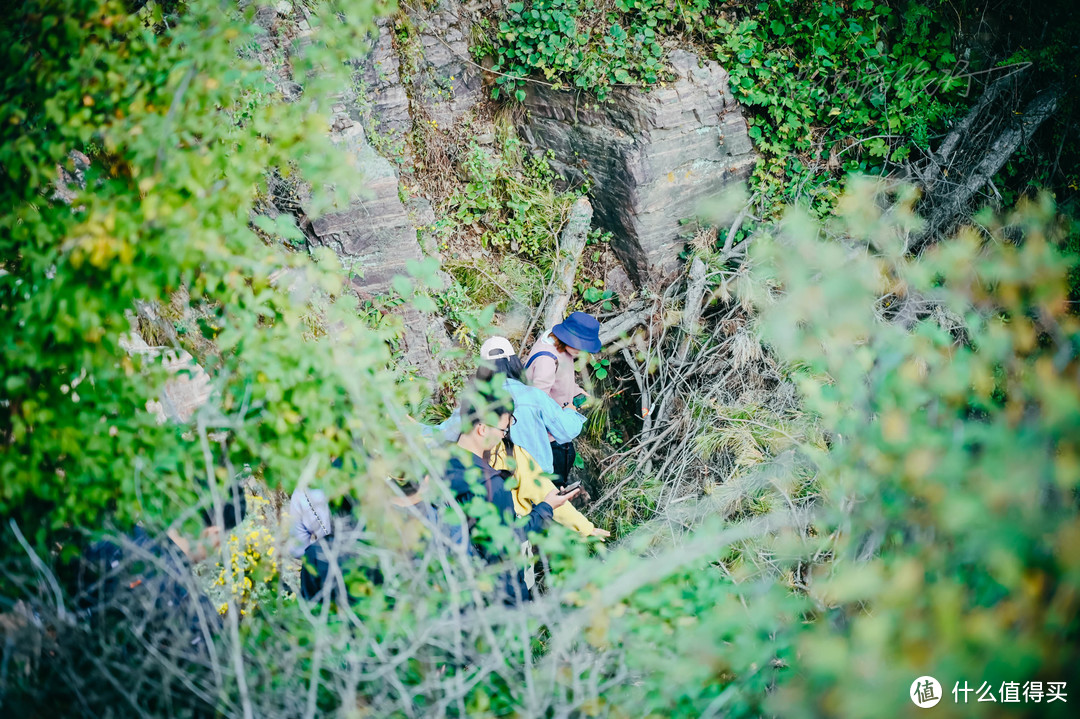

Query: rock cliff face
[352,18,411,140]
[260,2,757,375]
[300,1,489,380]
[352,2,484,164]
[302,5,759,293]
[518,50,756,286]
[301,112,452,379]
[307,115,424,294]
[316,0,486,294]
[408,2,484,129]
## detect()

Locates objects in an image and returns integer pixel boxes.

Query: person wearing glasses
[435,337,608,538]
[475,336,610,539]
[442,381,581,605]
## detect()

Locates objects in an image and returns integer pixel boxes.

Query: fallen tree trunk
[598,303,651,346]
[676,257,708,364]
[539,197,592,331]
[913,84,1060,252]
[918,70,1028,195]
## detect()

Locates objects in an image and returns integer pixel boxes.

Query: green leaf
[391,275,413,297]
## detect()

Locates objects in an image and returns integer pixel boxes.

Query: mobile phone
[558,481,582,496]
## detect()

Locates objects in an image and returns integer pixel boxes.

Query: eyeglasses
[487,415,517,436]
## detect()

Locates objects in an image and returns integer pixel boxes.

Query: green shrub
[479,0,967,218]
[448,139,576,262]
[0,0,419,538]
[751,184,1080,716]
[714,0,964,213]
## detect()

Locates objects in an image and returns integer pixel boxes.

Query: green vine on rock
[475,0,688,101]
[715,0,965,215]
[477,0,967,220]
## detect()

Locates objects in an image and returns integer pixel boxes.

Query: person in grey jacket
[288,488,332,559]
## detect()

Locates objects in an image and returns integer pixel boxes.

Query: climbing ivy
[479,0,966,216]
[476,0,684,101]
[714,0,964,213]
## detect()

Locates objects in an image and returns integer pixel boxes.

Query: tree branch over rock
[912,77,1061,252]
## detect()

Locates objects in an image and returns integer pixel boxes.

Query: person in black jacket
[79,483,247,629]
[443,381,581,605]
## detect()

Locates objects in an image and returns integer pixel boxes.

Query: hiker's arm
[538,392,586,444]
[520,500,554,534]
[507,446,594,537]
[287,492,317,557]
[525,475,594,537]
[553,498,596,537]
[531,483,583,535]
[518,483,585,534]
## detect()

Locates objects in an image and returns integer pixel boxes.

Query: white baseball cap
[479,336,516,360]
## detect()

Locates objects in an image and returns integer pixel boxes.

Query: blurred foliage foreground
[2,1,1079,717]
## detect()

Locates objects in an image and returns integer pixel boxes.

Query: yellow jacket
[490,444,596,538]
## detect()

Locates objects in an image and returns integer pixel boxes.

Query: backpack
[524,350,559,371]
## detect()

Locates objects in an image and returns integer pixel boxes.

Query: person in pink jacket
[524,312,602,486]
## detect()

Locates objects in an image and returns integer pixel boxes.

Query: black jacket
[444,452,553,604]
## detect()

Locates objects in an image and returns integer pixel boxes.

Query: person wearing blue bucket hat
[524,312,602,485]
[551,312,603,354]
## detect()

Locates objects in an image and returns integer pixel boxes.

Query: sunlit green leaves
[752,185,1080,717]
[479,0,690,101]
[0,0,425,538]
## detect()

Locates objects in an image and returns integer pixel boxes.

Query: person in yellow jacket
[489,441,610,539]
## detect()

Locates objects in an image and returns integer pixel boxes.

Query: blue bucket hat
[552,312,602,353]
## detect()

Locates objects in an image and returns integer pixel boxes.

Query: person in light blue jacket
[438,336,586,478]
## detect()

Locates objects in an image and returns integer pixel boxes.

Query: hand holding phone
[543,484,581,509]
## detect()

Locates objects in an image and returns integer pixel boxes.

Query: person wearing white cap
[476,336,587,475]
[479,336,609,539]
[440,336,587,474]
[436,336,609,539]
